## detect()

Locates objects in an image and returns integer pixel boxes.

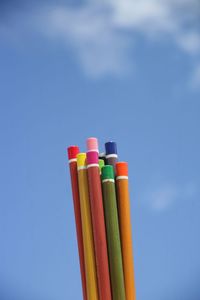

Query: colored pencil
[101,165,126,300]
[86,150,112,300]
[116,162,136,300]
[98,159,105,174]
[105,141,118,173]
[77,153,99,300]
[87,137,99,153]
[67,146,87,300]
[99,152,106,164]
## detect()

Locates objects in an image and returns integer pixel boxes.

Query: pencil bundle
[67,138,136,300]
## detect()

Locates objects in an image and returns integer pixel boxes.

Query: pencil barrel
[69,162,87,300]
[87,166,112,300]
[102,180,126,300]
[77,168,99,300]
[116,178,136,300]
[105,156,118,172]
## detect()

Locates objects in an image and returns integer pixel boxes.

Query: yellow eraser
[77,153,87,167]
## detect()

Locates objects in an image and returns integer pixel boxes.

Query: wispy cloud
[40,0,200,76]
[177,32,200,55]
[145,182,197,212]
[190,64,200,90]
[40,5,131,76]
[1,0,200,78]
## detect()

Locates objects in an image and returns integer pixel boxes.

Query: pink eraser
[86,151,98,165]
[86,137,99,152]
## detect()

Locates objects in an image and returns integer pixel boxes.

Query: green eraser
[102,165,114,180]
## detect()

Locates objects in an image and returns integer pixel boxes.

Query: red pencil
[68,146,87,300]
[86,151,112,300]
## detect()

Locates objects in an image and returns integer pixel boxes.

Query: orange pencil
[116,162,136,300]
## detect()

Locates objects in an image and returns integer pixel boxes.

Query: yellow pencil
[77,153,99,300]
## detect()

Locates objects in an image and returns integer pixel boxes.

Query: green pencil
[101,165,126,300]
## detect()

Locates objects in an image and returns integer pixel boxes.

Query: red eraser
[116,162,128,176]
[67,146,80,160]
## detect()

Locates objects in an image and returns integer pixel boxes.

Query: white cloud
[40,5,131,76]
[1,0,200,77]
[38,0,200,76]
[146,182,197,212]
[177,32,200,54]
[108,0,178,32]
[149,184,179,211]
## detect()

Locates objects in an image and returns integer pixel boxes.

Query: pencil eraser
[102,165,114,180]
[77,153,87,167]
[87,137,99,152]
[87,151,98,164]
[98,159,105,172]
[67,146,80,160]
[105,141,117,155]
[116,162,128,176]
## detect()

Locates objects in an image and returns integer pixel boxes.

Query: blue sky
[0,1,200,299]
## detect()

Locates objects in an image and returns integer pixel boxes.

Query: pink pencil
[86,138,112,300]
